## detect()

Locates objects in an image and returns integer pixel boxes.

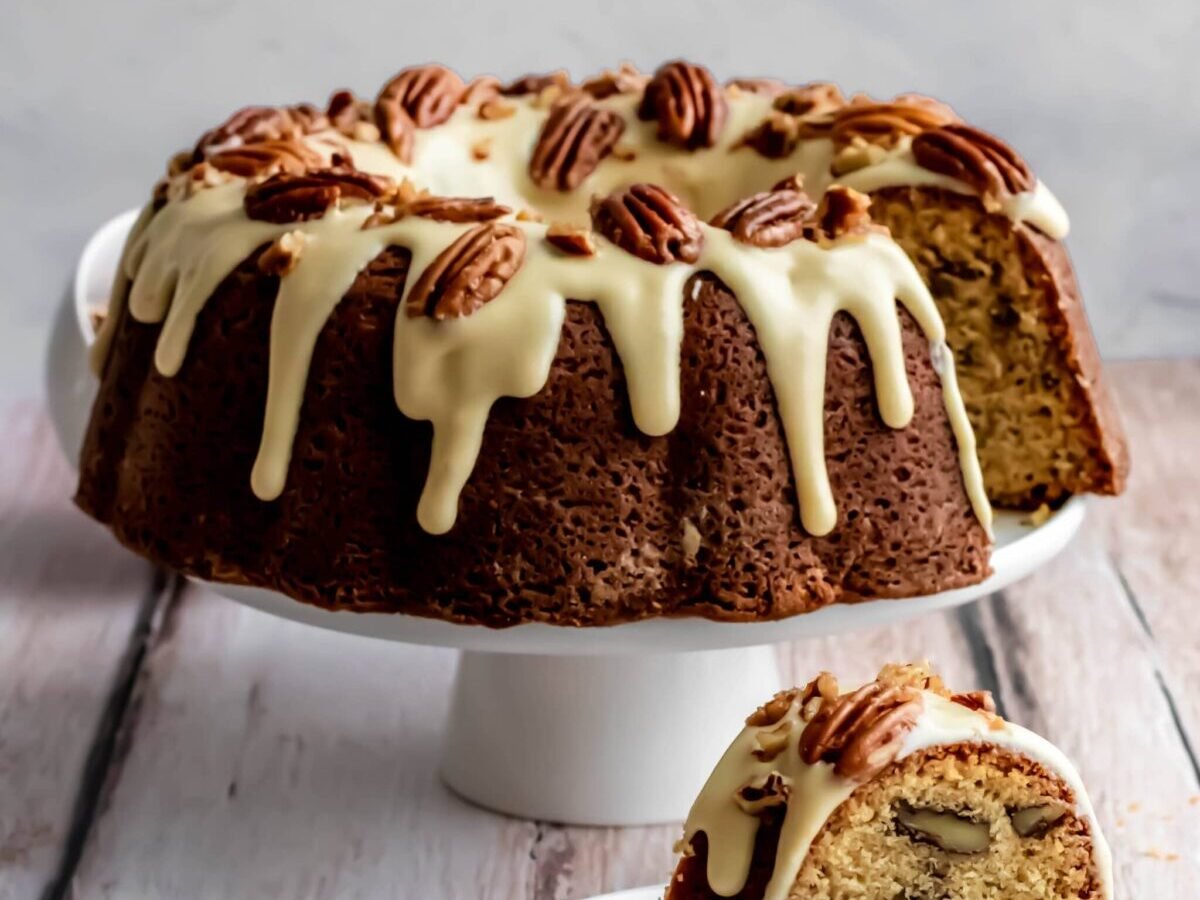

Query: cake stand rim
[56,208,1088,657]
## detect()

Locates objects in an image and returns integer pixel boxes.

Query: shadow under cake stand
[45,209,1087,827]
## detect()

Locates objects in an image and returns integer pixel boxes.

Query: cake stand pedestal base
[440,646,781,826]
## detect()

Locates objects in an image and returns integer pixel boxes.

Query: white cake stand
[46,211,1087,827]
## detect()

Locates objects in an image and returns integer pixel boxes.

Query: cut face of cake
[668,664,1111,899]
[75,61,1127,626]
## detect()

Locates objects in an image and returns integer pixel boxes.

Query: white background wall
[3,0,1198,400]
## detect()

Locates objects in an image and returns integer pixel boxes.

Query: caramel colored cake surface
[76,61,1127,626]
[668,664,1112,899]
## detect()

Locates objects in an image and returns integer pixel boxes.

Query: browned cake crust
[870,187,1128,508]
[76,245,989,627]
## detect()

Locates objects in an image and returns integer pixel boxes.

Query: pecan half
[912,123,1035,204]
[581,63,647,99]
[405,196,511,223]
[502,70,571,96]
[406,223,526,320]
[638,60,727,149]
[798,682,924,781]
[710,187,817,248]
[950,690,997,714]
[832,94,958,148]
[529,95,626,191]
[193,103,327,161]
[375,65,465,162]
[244,168,394,224]
[812,186,875,240]
[208,139,324,178]
[590,183,704,264]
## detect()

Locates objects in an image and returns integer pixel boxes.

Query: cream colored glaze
[93,84,1065,535]
[679,688,1112,900]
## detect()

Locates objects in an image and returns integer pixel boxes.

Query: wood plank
[1096,360,1200,747]
[0,404,152,900]
[978,514,1200,896]
[71,585,541,899]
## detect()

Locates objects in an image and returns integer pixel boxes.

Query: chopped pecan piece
[478,98,517,121]
[735,772,791,815]
[326,89,379,141]
[912,123,1035,204]
[710,187,817,248]
[243,167,394,224]
[812,186,875,240]
[471,138,492,161]
[257,230,309,276]
[502,70,571,96]
[726,77,787,97]
[832,94,958,148]
[546,223,596,256]
[773,82,845,116]
[737,112,804,159]
[746,688,800,727]
[208,139,324,178]
[192,104,327,161]
[639,60,727,149]
[590,183,704,264]
[799,681,923,781]
[581,63,647,99]
[407,223,526,320]
[461,75,502,106]
[950,690,997,714]
[405,196,511,223]
[529,95,626,191]
[375,64,465,162]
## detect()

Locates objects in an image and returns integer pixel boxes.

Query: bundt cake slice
[669,664,1111,899]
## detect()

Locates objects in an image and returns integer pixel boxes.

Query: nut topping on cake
[832,94,958,148]
[710,186,818,248]
[545,223,597,256]
[502,70,572,96]
[734,772,791,815]
[912,123,1035,207]
[257,230,310,277]
[639,60,728,149]
[746,688,801,727]
[243,168,394,224]
[580,63,648,99]
[326,90,379,141]
[208,139,325,178]
[460,75,502,106]
[590,183,704,264]
[407,223,526,320]
[192,104,328,162]
[405,196,511,223]
[375,64,466,163]
[774,82,846,116]
[798,680,924,781]
[726,77,787,97]
[529,96,626,191]
[812,186,876,241]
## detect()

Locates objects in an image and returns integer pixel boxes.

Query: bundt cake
[76,61,1127,626]
[669,663,1112,899]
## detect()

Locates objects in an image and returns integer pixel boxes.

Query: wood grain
[4,360,1200,898]
[0,404,156,900]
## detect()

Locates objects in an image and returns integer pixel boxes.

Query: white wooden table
[2,360,1198,899]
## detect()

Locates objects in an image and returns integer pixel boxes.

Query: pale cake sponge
[669,664,1111,899]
